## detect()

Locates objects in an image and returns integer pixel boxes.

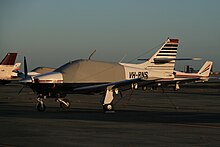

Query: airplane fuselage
[29,59,174,97]
[0,65,14,80]
[174,71,208,81]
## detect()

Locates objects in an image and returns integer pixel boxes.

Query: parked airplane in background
[16,61,55,79]
[172,61,213,90]
[0,52,20,84]
[21,38,180,112]
[11,63,21,78]
[148,61,213,91]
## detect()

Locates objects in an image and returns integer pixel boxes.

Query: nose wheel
[36,98,46,112]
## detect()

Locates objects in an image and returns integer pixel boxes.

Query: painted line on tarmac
[171,123,220,129]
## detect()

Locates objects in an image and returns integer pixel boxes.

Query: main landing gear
[103,103,114,112]
[174,82,180,91]
[36,97,71,112]
[57,98,71,109]
[102,86,115,113]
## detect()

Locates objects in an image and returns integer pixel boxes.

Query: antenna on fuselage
[119,54,127,63]
[88,49,96,60]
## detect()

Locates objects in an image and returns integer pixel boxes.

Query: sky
[0,0,220,71]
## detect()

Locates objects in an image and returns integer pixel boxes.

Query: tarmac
[0,81,220,146]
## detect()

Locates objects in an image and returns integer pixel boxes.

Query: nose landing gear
[35,95,71,112]
[36,98,46,112]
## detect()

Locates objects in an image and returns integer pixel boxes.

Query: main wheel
[60,98,71,109]
[103,104,114,113]
[36,102,46,112]
[142,86,147,91]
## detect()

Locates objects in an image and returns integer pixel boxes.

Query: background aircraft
[21,38,179,112]
[17,65,55,79]
[0,52,20,84]
[147,61,213,91]
[172,61,213,90]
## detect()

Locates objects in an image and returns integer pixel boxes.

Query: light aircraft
[172,61,213,90]
[11,63,21,78]
[21,38,180,112]
[17,65,55,79]
[147,61,213,91]
[0,52,20,84]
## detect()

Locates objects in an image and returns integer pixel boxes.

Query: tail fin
[198,61,213,76]
[142,38,179,72]
[0,53,17,65]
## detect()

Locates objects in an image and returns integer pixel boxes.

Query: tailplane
[0,53,17,65]
[198,61,213,76]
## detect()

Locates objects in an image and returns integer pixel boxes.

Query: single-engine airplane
[17,66,55,79]
[172,61,213,90]
[21,38,180,112]
[0,52,20,84]
[146,61,213,91]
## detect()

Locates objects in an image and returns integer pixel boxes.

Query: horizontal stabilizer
[138,57,201,62]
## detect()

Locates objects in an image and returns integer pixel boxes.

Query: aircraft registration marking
[129,71,148,79]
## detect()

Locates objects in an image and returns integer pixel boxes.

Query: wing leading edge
[73,77,160,93]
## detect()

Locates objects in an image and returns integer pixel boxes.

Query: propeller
[24,56,28,78]
[18,56,30,95]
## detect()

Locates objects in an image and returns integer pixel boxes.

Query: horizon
[1,0,220,71]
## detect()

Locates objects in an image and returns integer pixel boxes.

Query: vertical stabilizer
[142,38,179,72]
[0,53,17,65]
[198,61,213,76]
[120,38,179,79]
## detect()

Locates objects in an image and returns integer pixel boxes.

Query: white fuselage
[174,71,208,81]
[120,63,174,80]
[0,65,14,80]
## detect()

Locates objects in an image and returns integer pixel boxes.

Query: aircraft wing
[158,77,202,86]
[73,77,161,93]
[174,77,201,83]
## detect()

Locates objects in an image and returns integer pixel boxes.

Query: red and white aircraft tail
[121,38,179,80]
[143,38,179,75]
[174,61,213,83]
[141,38,179,80]
[0,53,18,82]
[0,53,17,65]
[198,61,213,77]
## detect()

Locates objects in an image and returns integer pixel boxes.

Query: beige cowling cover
[55,59,125,83]
[31,67,55,74]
